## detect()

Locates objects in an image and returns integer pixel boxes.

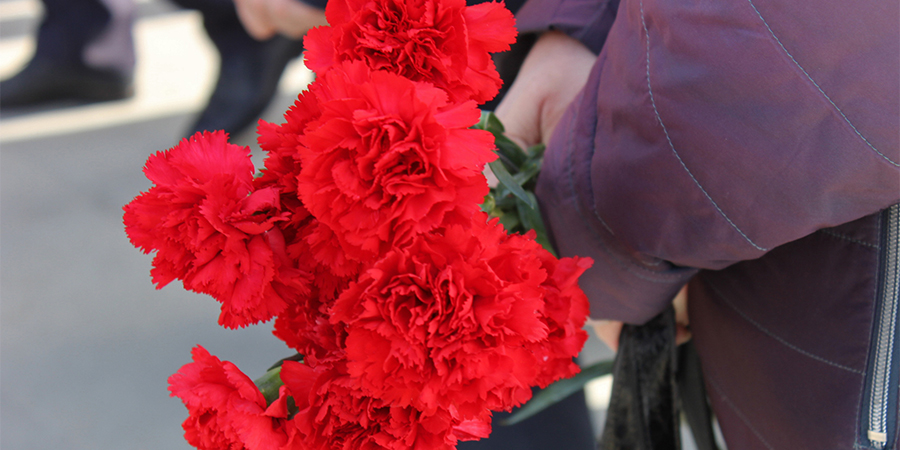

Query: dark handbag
[598,308,718,450]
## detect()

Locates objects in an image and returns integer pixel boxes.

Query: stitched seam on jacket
[638,0,769,252]
[565,89,616,235]
[563,91,688,283]
[706,376,777,450]
[707,280,866,374]
[820,229,880,250]
[745,0,899,168]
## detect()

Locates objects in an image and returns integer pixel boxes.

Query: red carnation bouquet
[124,0,594,448]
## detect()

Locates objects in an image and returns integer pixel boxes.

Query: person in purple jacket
[496,0,900,448]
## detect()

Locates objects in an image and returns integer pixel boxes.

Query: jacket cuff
[536,80,696,324]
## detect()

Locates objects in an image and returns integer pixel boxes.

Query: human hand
[234,0,328,41]
[493,31,596,148]
[589,285,691,352]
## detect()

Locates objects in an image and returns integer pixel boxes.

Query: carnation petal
[462,2,517,53]
[303,26,336,75]
[167,346,289,450]
[451,418,492,441]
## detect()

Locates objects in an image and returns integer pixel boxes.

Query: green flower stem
[254,366,284,407]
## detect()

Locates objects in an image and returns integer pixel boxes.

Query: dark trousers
[32,0,135,74]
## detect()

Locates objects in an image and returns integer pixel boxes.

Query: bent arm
[517,0,900,323]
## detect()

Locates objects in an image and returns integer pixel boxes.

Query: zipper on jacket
[864,204,900,449]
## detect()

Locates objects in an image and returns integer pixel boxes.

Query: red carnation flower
[255,113,360,355]
[256,89,321,198]
[304,0,517,104]
[271,231,353,365]
[168,346,290,450]
[268,214,359,360]
[123,131,309,328]
[280,361,485,450]
[273,295,346,367]
[497,232,593,387]
[330,214,592,422]
[293,62,496,263]
[253,126,360,328]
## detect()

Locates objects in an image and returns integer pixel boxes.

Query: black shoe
[187,35,305,138]
[0,56,134,107]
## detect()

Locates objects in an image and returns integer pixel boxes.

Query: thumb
[493,32,596,148]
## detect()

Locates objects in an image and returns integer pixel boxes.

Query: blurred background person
[0,0,531,138]
[0,0,325,137]
[169,0,323,135]
[0,0,137,106]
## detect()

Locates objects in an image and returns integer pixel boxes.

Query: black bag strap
[677,342,719,450]
[598,308,719,450]
[599,308,681,450]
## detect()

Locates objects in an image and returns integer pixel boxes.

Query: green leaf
[497,212,521,231]
[516,194,539,231]
[489,160,535,209]
[477,112,526,168]
[516,193,555,256]
[474,111,489,131]
[475,110,507,134]
[494,135,527,168]
[527,143,546,160]
[486,111,506,133]
[494,193,519,210]
[512,162,541,188]
[502,359,615,426]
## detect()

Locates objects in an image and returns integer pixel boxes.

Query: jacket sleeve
[514,0,619,54]
[535,0,900,323]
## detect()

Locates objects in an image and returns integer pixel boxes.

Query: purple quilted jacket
[513,0,900,447]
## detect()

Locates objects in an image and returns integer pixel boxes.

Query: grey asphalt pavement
[0,111,301,450]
